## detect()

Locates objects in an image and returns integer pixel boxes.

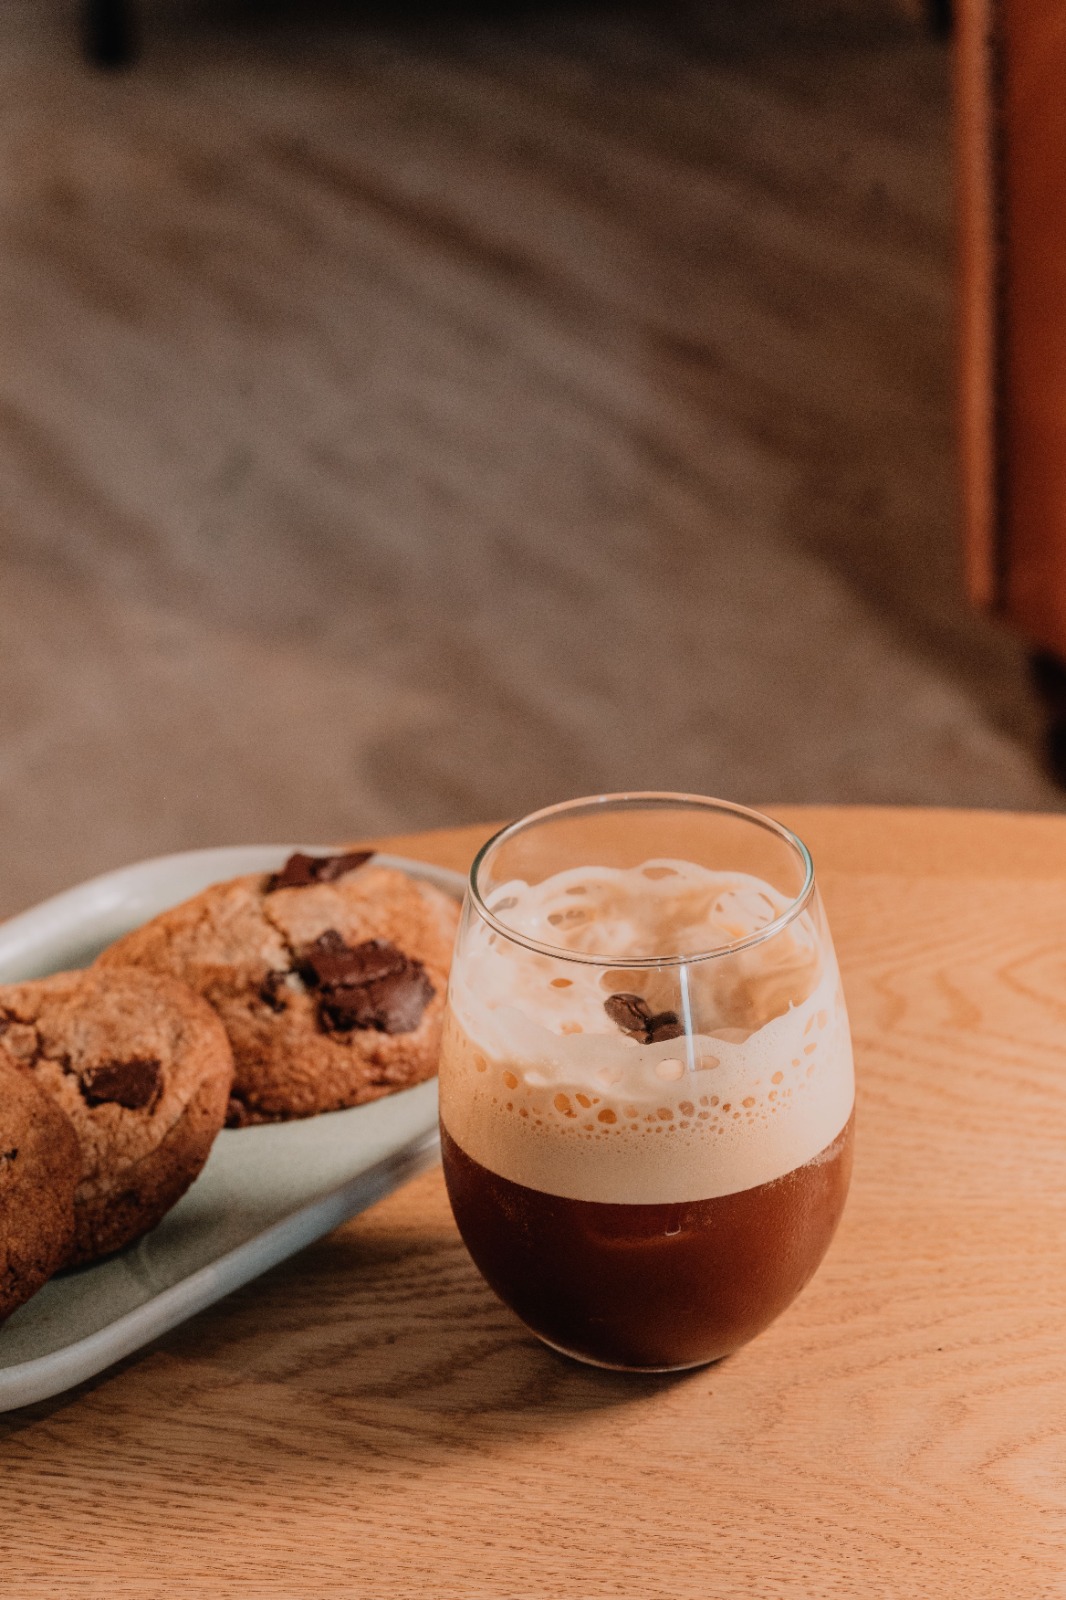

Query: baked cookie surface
[0,968,233,1266]
[0,1054,80,1320]
[97,852,460,1126]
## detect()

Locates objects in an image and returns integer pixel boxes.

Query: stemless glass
[439,794,855,1372]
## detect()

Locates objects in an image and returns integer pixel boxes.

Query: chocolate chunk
[312,851,373,883]
[645,1010,680,1034]
[299,932,435,1036]
[81,1057,162,1111]
[299,932,408,991]
[318,988,375,1032]
[323,964,436,1035]
[258,971,291,1012]
[0,1148,18,1164]
[368,965,436,1033]
[267,851,373,892]
[604,993,652,1036]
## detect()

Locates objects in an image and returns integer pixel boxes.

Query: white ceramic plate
[0,846,465,1412]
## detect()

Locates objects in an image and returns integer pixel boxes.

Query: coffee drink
[442,1118,852,1370]
[440,853,855,1370]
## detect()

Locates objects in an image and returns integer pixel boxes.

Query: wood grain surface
[2,808,1066,1599]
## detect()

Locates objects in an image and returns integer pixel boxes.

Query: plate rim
[0,844,465,1411]
[0,844,467,968]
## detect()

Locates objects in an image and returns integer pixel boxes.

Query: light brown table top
[4,807,1066,1598]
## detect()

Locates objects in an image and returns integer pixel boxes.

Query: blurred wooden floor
[0,0,1059,918]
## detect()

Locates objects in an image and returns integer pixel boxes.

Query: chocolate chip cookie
[0,1054,80,1320]
[97,852,460,1126]
[0,968,234,1266]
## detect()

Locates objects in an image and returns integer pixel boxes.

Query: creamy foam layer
[441,859,854,1205]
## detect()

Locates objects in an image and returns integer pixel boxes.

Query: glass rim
[468,792,816,968]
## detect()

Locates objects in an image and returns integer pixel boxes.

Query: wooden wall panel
[956,0,1000,612]
[958,0,1066,657]
[1000,0,1066,655]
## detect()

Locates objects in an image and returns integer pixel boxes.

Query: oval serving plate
[0,846,464,1412]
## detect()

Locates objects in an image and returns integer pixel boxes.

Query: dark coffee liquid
[441,1115,854,1370]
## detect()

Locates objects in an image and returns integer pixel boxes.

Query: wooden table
[4,807,1066,1598]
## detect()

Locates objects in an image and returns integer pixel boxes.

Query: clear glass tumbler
[439,793,855,1372]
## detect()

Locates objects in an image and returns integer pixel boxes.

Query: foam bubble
[441,860,854,1205]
